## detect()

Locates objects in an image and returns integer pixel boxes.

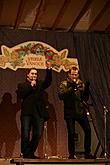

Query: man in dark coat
[16,61,52,159]
[58,66,94,159]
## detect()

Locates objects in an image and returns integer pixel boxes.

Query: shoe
[84,153,95,159]
[68,155,77,159]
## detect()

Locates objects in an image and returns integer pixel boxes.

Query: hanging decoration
[0,41,78,72]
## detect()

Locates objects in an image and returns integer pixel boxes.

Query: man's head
[68,66,79,82]
[27,68,38,81]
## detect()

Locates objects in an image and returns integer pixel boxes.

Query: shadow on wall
[0,92,20,157]
[37,91,57,157]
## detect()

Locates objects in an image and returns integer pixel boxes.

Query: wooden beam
[69,0,92,31]
[51,0,70,31]
[14,0,26,29]
[105,24,110,32]
[31,0,44,29]
[0,1,3,20]
[88,0,110,31]
[32,0,51,29]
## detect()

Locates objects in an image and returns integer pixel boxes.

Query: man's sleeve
[16,82,33,99]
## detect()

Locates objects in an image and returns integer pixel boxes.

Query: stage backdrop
[0,28,110,158]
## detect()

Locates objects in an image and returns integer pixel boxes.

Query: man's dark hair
[26,68,37,74]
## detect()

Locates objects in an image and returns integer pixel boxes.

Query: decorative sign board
[0,41,78,72]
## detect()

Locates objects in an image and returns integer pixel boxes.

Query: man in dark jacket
[58,66,94,159]
[16,61,52,159]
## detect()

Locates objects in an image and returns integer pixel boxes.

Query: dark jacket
[58,78,89,119]
[16,69,52,121]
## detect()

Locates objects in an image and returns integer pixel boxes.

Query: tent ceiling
[0,0,110,32]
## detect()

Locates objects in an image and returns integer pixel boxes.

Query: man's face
[27,69,38,81]
[68,69,79,82]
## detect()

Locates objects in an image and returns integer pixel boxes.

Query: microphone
[104,106,108,113]
[31,78,36,87]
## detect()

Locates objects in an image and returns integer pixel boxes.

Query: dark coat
[16,69,52,121]
[58,78,89,119]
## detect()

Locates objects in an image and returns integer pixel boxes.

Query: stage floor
[7,157,110,165]
[1,157,110,165]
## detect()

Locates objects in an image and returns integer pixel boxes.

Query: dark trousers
[21,115,44,156]
[65,115,91,156]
